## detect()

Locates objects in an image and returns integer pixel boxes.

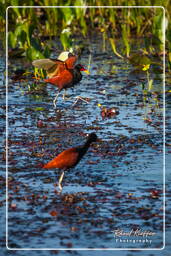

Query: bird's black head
[87,133,98,143]
[75,64,84,71]
[75,64,89,74]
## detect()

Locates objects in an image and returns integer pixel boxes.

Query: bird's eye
[68,53,74,58]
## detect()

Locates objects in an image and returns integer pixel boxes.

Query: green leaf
[28,24,35,41]
[61,8,73,25]
[43,45,50,58]
[0,2,6,19]
[74,1,86,19]
[10,1,21,17]
[121,24,130,57]
[148,79,153,91]
[34,107,45,111]
[60,28,72,50]
[14,24,25,37]
[30,37,42,52]
[109,38,123,59]
[26,47,44,61]
[152,11,164,51]
[80,16,87,36]
[129,53,151,69]
[8,31,17,48]
[18,30,27,46]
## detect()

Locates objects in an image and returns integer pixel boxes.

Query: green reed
[0,0,169,73]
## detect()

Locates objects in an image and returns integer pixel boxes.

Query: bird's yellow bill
[83,69,90,75]
[80,65,90,74]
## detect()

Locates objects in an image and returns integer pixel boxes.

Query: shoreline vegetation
[0,1,170,91]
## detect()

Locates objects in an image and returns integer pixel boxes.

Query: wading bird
[32,52,89,107]
[43,133,97,192]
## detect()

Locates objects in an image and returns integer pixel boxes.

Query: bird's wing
[65,55,77,69]
[47,55,77,77]
[43,148,79,169]
[58,51,70,61]
[45,70,73,89]
[32,59,58,70]
[32,59,66,78]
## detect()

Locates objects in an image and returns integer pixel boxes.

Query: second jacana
[43,133,98,192]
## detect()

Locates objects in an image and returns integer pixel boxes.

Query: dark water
[1,39,171,256]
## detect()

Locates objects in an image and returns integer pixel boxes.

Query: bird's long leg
[62,89,67,100]
[53,92,60,108]
[87,52,92,73]
[72,96,90,107]
[58,171,65,192]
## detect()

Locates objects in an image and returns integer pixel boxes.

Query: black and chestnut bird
[43,133,97,192]
[32,51,89,107]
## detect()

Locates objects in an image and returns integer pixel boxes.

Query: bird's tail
[42,162,50,169]
[44,78,49,83]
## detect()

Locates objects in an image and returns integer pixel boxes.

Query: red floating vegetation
[115,192,123,199]
[42,195,48,200]
[37,120,45,128]
[144,117,152,123]
[150,190,160,198]
[70,226,78,232]
[66,242,72,248]
[113,152,127,156]
[101,107,119,119]
[87,160,99,165]
[50,210,58,217]
[129,138,136,144]
[10,203,17,209]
